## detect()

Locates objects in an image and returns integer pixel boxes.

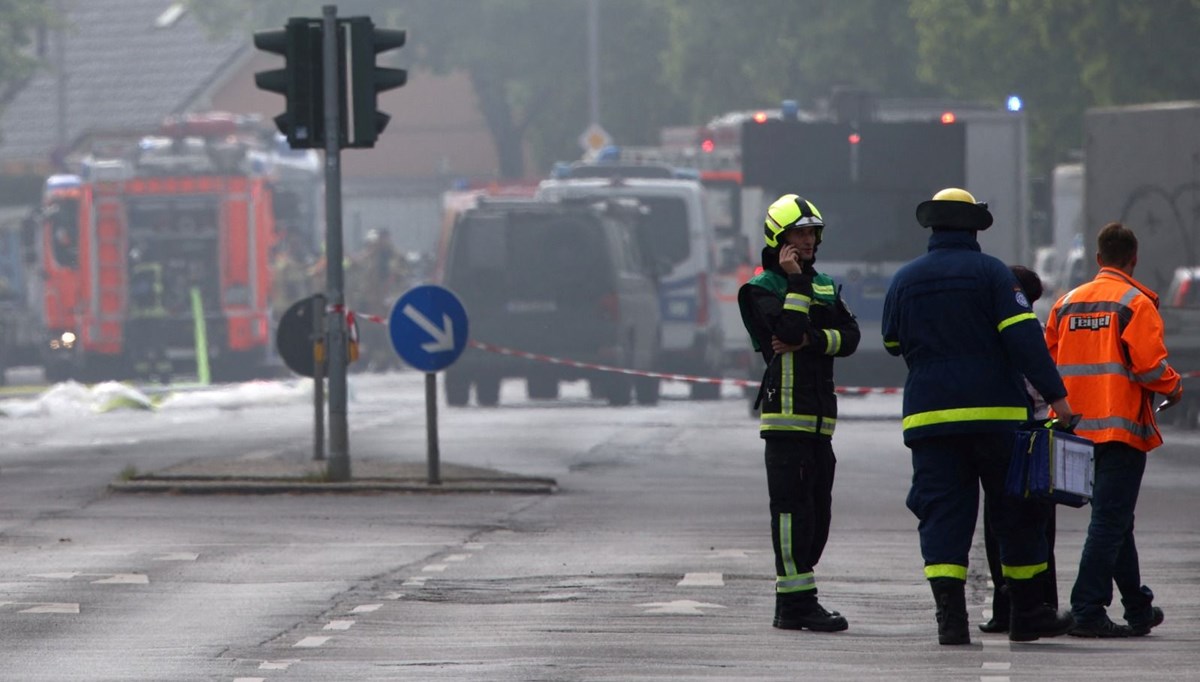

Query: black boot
[1008,577,1073,642]
[930,578,970,645]
[774,592,848,632]
[978,582,1010,633]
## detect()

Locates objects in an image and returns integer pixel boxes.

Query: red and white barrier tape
[467,340,901,396]
[338,302,897,395]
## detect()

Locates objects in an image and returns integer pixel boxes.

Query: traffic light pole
[321,4,351,481]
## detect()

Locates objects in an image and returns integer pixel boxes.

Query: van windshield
[632,196,690,270]
[451,211,613,298]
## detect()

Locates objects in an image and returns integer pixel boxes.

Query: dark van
[441,197,662,406]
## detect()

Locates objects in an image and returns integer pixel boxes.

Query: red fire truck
[40,113,321,383]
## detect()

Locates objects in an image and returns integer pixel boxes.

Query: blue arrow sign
[388,285,469,372]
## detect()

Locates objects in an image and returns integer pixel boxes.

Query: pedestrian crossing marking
[293,636,331,648]
[93,573,149,584]
[154,553,199,561]
[638,599,726,615]
[20,603,79,614]
[324,620,354,630]
[351,604,382,613]
[678,572,724,587]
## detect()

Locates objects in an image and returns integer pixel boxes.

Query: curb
[110,476,558,495]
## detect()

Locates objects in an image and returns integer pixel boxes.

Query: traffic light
[346,18,408,149]
[253,18,324,148]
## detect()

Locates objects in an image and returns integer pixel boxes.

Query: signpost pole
[425,373,440,485]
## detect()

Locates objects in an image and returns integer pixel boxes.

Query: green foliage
[197,0,1200,180]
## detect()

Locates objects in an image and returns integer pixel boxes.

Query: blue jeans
[1070,442,1155,623]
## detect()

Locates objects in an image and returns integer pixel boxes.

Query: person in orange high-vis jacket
[1045,221,1181,639]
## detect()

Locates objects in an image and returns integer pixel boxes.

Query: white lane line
[982,662,1012,670]
[258,659,299,670]
[980,677,1011,682]
[93,573,149,584]
[293,636,331,648]
[638,599,726,615]
[351,604,382,613]
[19,603,80,614]
[29,572,81,580]
[234,678,265,682]
[463,542,486,550]
[982,639,1010,650]
[539,592,584,601]
[401,576,428,587]
[324,620,355,631]
[422,564,448,572]
[445,554,470,562]
[154,552,199,561]
[384,592,405,600]
[678,572,724,587]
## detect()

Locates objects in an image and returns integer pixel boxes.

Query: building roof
[0,0,246,168]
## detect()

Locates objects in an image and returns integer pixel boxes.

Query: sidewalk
[109,450,558,495]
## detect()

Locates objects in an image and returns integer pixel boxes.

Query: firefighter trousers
[764,437,836,594]
[907,432,1053,577]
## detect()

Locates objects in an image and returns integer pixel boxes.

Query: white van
[537,176,725,398]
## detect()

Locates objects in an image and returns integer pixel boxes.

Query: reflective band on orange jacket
[1045,267,1182,452]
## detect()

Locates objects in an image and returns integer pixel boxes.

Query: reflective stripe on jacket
[739,265,860,440]
[881,231,1067,445]
[1045,267,1181,452]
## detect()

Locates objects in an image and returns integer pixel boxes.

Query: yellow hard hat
[764,194,824,248]
[916,187,993,230]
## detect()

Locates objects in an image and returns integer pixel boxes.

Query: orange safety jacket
[1045,267,1182,452]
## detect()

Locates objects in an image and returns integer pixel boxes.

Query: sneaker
[1069,617,1133,638]
[1128,607,1164,636]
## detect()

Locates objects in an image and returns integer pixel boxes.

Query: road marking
[678,572,724,587]
[19,603,79,614]
[234,678,265,682]
[93,573,149,584]
[324,620,355,631]
[983,608,994,619]
[30,572,149,584]
[637,599,726,615]
[980,677,1011,682]
[401,576,428,587]
[982,662,1012,670]
[422,564,448,572]
[351,604,382,613]
[984,595,994,604]
[258,659,299,670]
[982,639,1010,651]
[154,552,199,561]
[707,549,755,559]
[293,636,331,648]
[539,592,584,601]
[463,542,486,550]
[445,554,470,562]
[384,592,405,600]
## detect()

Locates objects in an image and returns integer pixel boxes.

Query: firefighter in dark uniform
[882,188,1076,644]
[738,194,860,632]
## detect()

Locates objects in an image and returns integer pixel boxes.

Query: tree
[909,0,1200,174]
[0,1,56,115]
[662,0,929,121]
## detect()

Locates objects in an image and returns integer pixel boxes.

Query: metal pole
[312,293,326,462]
[322,5,351,481]
[425,373,441,485]
[587,0,599,127]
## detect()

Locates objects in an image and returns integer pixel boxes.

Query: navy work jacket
[881,230,1067,445]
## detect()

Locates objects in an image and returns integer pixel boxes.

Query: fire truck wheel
[526,374,559,400]
[634,376,660,405]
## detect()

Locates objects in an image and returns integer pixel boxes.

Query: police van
[537,174,725,399]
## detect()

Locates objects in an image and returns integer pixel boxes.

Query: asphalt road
[0,371,1197,680]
